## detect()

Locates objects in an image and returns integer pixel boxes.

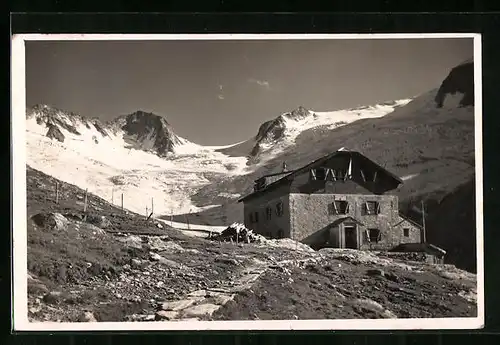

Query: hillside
[26,167,477,322]
[426,178,477,273]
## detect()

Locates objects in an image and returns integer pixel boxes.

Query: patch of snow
[26,116,249,217]
[157,219,226,233]
[401,173,419,181]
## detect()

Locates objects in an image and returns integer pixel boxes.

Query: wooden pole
[146,206,149,217]
[170,209,173,227]
[185,213,190,230]
[151,197,154,217]
[421,200,426,243]
[55,182,59,204]
[84,188,88,213]
[121,193,124,213]
[111,189,114,205]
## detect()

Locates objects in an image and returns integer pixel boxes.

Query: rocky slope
[426,178,477,273]
[26,167,477,322]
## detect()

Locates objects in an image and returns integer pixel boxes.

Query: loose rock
[79,311,97,322]
[155,310,179,320]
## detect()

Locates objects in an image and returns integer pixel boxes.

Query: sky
[25,38,473,145]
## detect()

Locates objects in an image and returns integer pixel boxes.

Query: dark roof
[238,149,403,202]
[390,243,447,257]
[258,171,293,179]
[393,213,423,229]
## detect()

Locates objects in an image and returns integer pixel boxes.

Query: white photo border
[11,33,484,331]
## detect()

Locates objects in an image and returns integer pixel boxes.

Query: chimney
[282,161,287,172]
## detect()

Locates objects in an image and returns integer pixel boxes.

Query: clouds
[216,78,272,101]
[248,78,271,90]
[217,84,225,100]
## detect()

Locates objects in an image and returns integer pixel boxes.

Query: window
[328,200,350,215]
[276,202,284,216]
[365,228,381,243]
[403,228,410,237]
[254,179,266,191]
[249,211,259,223]
[363,201,381,215]
[334,169,346,180]
[277,229,284,239]
[360,169,378,182]
[266,206,272,220]
[310,168,326,180]
[310,168,351,181]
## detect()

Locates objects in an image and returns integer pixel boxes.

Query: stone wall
[392,217,422,246]
[242,184,291,239]
[289,193,402,250]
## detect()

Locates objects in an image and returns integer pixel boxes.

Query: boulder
[119,235,143,249]
[160,298,202,311]
[31,213,68,231]
[155,310,179,320]
[182,303,220,317]
[86,214,112,229]
[147,237,184,253]
[42,291,64,305]
[78,311,97,322]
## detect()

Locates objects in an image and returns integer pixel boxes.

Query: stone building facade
[239,149,423,251]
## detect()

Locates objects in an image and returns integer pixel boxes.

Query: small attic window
[334,169,347,180]
[403,228,410,237]
[310,168,326,181]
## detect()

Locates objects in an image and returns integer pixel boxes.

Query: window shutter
[360,169,366,182]
[346,203,350,213]
[311,169,317,180]
[328,202,336,215]
[376,202,381,214]
[332,170,337,181]
[364,201,370,215]
[325,168,330,180]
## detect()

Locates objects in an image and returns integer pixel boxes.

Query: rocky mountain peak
[435,60,474,108]
[287,105,310,120]
[116,110,184,156]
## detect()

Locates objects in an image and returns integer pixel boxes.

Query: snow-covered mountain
[219,100,411,162]
[25,60,475,231]
[26,106,199,155]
